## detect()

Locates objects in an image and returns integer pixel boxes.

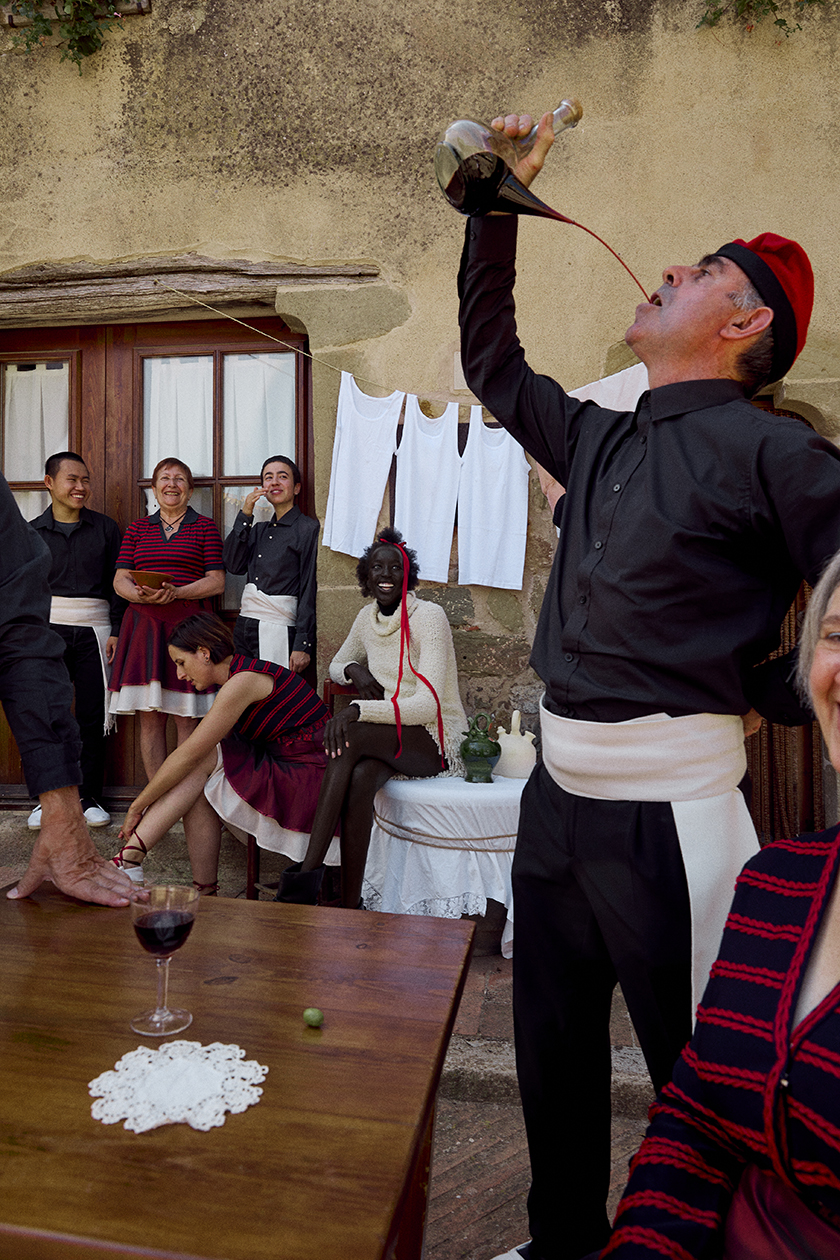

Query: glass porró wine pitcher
[435,99,583,218]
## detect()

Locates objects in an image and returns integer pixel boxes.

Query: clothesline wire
[152,278,473,409]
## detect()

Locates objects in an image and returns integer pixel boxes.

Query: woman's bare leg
[118,751,217,861]
[183,791,222,888]
[338,757,392,907]
[173,715,199,747]
[170,716,220,888]
[139,713,199,782]
[302,723,442,906]
[116,750,220,889]
[139,710,168,781]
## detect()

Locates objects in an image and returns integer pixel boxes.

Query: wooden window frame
[0,349,81,493]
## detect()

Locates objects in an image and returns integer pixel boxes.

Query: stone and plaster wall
[2,0,840,743]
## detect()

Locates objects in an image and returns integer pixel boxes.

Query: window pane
[2,362,69,481]
[143,357,213,479]
[223,353,295,476]
[220,483,275,610]
[14,489,51,520]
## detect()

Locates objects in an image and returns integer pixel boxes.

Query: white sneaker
[27,804,42,829]
[81,800,111,827]
[490,1248,530,1260]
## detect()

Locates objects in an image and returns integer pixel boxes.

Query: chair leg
[246,835,260,900]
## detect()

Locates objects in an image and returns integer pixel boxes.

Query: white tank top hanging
[458,405,530,590]
[322,372,405,558]
[393,396,461,584]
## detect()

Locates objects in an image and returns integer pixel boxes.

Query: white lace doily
[89,1040,268,1133]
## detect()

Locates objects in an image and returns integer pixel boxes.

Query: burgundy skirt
[109,601,215,716]
[220,727,328,834]
[724,1164,840,1259]
[110,601,213,694]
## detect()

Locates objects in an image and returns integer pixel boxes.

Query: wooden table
[0,887,474,1260]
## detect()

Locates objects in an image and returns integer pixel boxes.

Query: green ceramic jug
[460,713,501,784]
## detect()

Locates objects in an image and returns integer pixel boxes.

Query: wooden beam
[0,255,382,327]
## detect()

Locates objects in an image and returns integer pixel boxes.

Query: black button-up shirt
[222,505,319,655]
[30,505,125,634]
[1,477,81,796]
[459,216,840,721]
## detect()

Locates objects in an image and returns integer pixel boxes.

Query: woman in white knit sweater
[276,527,467,908]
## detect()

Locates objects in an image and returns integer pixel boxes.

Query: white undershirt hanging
[457,406,530,589]
[322,372,405,558]
[393,396,461,584]
[567,361,649,408]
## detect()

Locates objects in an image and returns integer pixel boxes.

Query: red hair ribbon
[378,537,446,769]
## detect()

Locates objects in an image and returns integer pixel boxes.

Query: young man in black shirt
[459,115,840,1260]
[0,471,133,907]
[29,452,124,830]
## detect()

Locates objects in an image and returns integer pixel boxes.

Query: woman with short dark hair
[112,612,332,895]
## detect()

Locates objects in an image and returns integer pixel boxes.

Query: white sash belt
[239,585,297,668]
[539,697,759,1013]
[50,596,114,733]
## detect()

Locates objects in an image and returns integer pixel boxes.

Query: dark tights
[301,721,442,907]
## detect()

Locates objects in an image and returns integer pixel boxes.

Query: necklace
[161,510,187,535]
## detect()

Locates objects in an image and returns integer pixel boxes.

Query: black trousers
[512,763,694,1260]
[52,624,107,803]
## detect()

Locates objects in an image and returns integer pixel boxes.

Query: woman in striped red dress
[112,612,331,895]
[110,458,225,789]
[600,549,840,1259]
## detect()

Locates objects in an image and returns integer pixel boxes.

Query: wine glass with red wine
[130,885,200,1036]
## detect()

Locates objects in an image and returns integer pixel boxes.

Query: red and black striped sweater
[603,826,840,1258]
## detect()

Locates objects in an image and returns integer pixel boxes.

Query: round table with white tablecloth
[362,774,525,957]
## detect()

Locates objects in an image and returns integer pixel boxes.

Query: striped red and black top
[604,826,840,1257]
[229,654,329,743]
[116,508,224,586]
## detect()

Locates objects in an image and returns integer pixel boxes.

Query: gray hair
[795,548,840,704]
[730,276,775,397]
[728,276,763,314]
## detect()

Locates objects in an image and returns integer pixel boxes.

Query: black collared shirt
[30,505,126,634]
[222,505,319,655]
[459,216,840,721]
[2,477,81,796]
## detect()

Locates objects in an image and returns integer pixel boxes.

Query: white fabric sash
[239,585,297,668]
[50,596,114,733]
[539,698,759,1013]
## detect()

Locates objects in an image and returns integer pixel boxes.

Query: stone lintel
[0,255,381,328]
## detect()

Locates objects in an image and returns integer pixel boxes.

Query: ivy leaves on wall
[8,1,123,71]
[698,0,828,37]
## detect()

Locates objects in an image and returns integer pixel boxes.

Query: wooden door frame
[0,316,312,806]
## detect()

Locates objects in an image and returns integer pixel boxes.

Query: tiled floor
[426,1099,647,1260]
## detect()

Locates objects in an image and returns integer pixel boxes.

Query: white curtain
[143,357,213,478]
[223,353,295,476]
[3,362,69,482]
[221,484,274,609]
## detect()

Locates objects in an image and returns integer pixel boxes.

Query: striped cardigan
[603,826,840,1258]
